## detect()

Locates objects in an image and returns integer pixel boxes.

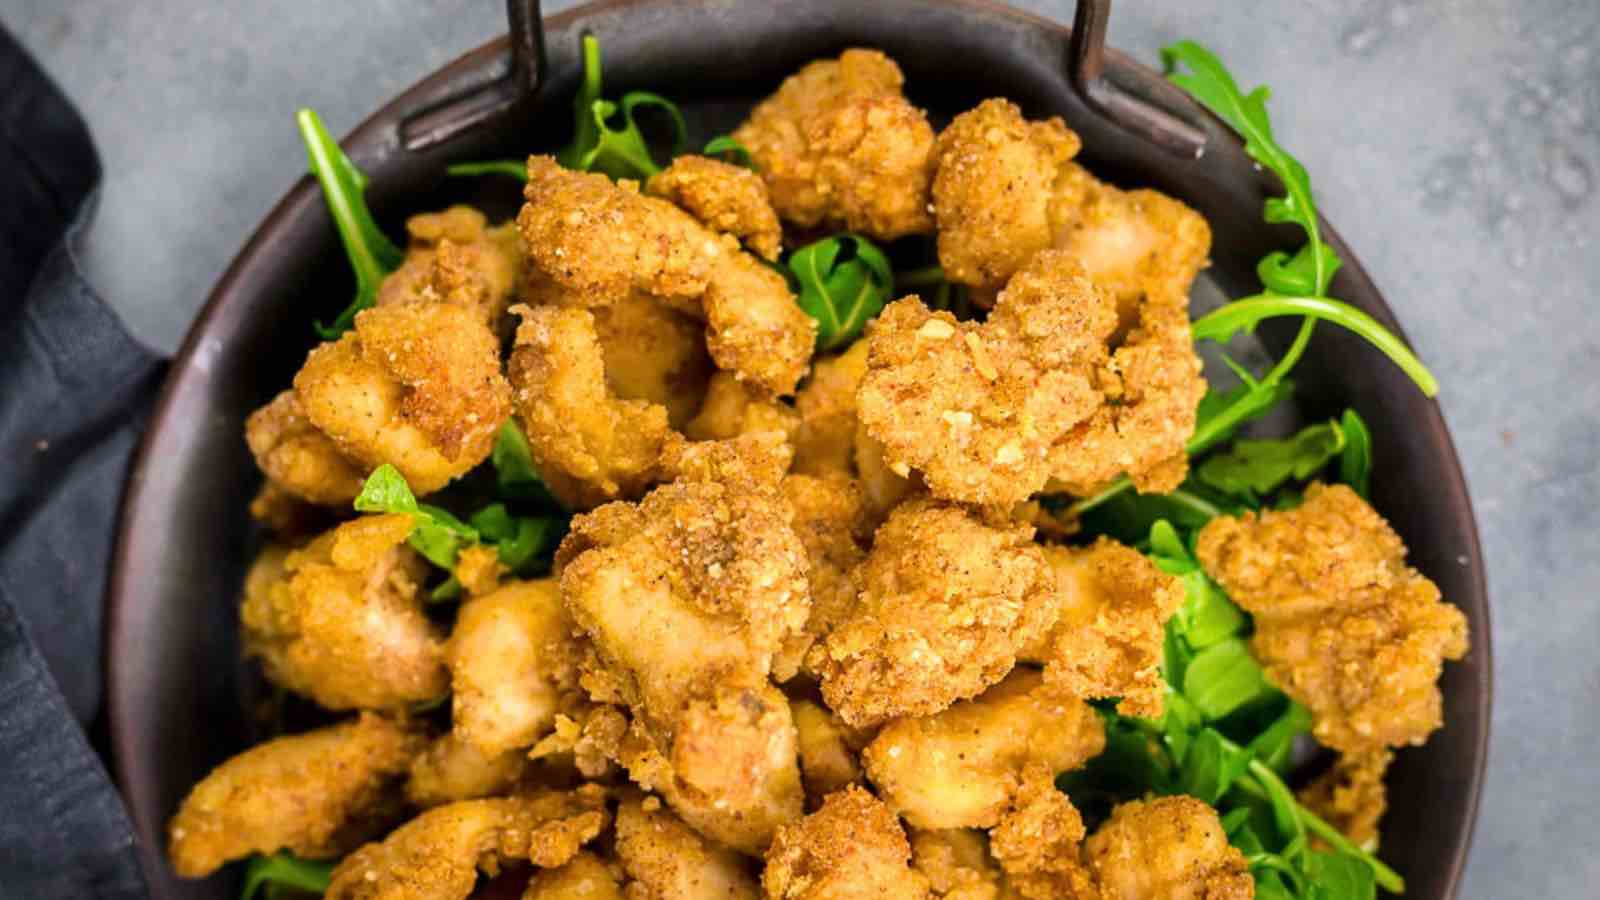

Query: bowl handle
[398,0,546,152]
[1067,0,1208,159]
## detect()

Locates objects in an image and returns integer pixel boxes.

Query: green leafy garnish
[787,234,895,351]
[1337,409,1373,499]
[492,421,560,508]
[703,135,754,169]
[296,109,405,340]
[1183,638,1277,720]
[354,466,480,568]
[558,35,686,179]
[1196,420,1345,500]
[239,852,333,900]
[445,159,529,181]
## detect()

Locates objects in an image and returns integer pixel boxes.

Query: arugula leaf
[296,109,404,340]
[1306,850,1377,900]
[787,234,895,351]
[703,135,755,169]
[468,502,559,574]
[1183,638,1277,720]
[1176,727,1254,803]
[1196,420,1345,499]
[354,465,478,569]
[1071,486,1222,544]
[353,463,420,515]
[1338,409,1373,499]
[492,421,559,507]
[1148,520,1248,649]
[445,159,529,181]
[558,35,686,179]
[239,852,333,900]
[1246,700,1312,774]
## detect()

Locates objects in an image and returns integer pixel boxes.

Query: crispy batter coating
[167,714,422,877]
[523,852,627,900]
[1024,540,1185,719]
[1082,797,1252,900]
[1196,483,1470,753]
[406,734,530,809]
[520,156,723,309]
[454,544,508,598]
[447,578,583,757]
[862,669,1105,829]
[702,250,816,396]
[762,786,932,900]
[988,772,1098,900]
[791,341,911,523]
[687,371,802,444]
[246,389,368,505]
[615,793,762,899]
[660,430,795,496]
[791,699,868,804]
[327,786,611,900]
[910,829,1017,900]
[650,155,784,261]
[776,474,871,680]
[1299,750,1391,849]
[293,303,511,496]
[377,205,522,330]
[815,499,1058,727]
[248,479,336,538]
[240,515,447,710]
[931,99,1082,293]
[508,304,672,508]
[734,49,936,241]
[858,253,1116,506]
[592,292,715,430]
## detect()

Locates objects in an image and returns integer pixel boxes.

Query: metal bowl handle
[399,0,546,152]
[1068,0,1208,158]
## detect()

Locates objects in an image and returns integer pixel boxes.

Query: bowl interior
[107,2,1490,898]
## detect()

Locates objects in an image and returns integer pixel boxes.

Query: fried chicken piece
[776,474,871,680]
[858,253,1115,506]
[702,251,817,397]
[406,734,531,809]
[615,793,762,899]
[791,341,911,523]
[293,302,512,496]
[862,669,1105,829]
[523,853,626,900]
[659,430,794,497]
[327,786,611,900]
[248,479,336,538]
[988,773,1098,900]
[245,389,368,505]
[911,830,1016,900]
[931,99,1083,294]
[1082,797,1252,900]
[734,49,936,241]
[508,304,671,508]
[791,699,870,803]
[1299,750,1391,849]
[1195,483,1470,754]
[240,515,447,710]
[1024,540,1185,719]
[815,499,1059,727]
[454,544,507,598]
[650,155,784,261]
[687,371,801,444]
[377,205,522,330]
[762,786,932,900]
[446,577,582,756]
[168,714,422,878]
[592,292,715,429]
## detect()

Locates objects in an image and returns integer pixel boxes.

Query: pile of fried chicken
[171,49,1467,899]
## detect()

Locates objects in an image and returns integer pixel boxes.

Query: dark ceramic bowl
[106,1,1492,897]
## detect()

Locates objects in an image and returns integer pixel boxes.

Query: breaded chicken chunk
[988,772,1098,900]
[815,499,1059,727]
[246,390,368,505]
[292,303,512,496]
[377,205,522,330]
[702,251,817,396]
[446,577,583,757]
[168,714,422,877]
[405,734,530,809]
[1082,796,1253,900]
[650,154,784,261]
[326,786,611,900]
[762,786,932,900]
[1298,749,1391,849]
[774,474,872,680]
[1196,483,1470,754]
[508,304,671,508]
[658,430,795,497]
[687,371,802,444]
[910,829,1016,900]
[523,852,626,900]
[615,793,762,899]
[1025,540,1185,719]
[791,699,870,804]
[591,292,715,430]
[241,515,447,710]
[857,253,1115,506]
[791,341,912,523]
[862,669,1104,829]
[734,49,936,241]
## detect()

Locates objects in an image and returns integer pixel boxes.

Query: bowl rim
[104,0,1492,896]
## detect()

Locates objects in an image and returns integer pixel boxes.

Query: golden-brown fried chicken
[248,479,337,539]
[650,154,784,261]
[659,430,794,496]
[1024,540,1185,719]
[790,341,912,524]
[815,499,1059,727]
[763,786,932,900]
[327,786,611,900]
[910,829,1017,900]
[734,49,936,241]
[1196,483,1470,754]
[988,772,1098,900]
[862,669,1104,829]
[686,371,802,444]
[507,304,671,508]
[245,389,368,505]
[702,251,817,397]
[857,253,1116,506]
[615,793,762,899]
[292,302,512,496]
[168,714,422,878]
[774,474,872,680]
[446,578,582,757]
[791,699,870,804]
[1298,750,1391,849]
[1082,796,1253,900]
[240,515,447,711]
[405,734,530,809]
[376,205,522,330]
[453,544,507,598]
[591,292,715,430]
[523,852,627,900]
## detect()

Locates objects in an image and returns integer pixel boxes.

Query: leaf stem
[1234,760,1407,894]
[895,265,946,290]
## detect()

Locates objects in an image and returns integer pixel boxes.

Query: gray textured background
[5,0,1597,896]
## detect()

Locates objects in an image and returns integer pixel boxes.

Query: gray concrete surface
[4,0,1597,896]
